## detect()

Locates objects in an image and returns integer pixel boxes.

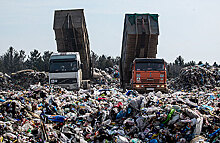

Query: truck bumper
[51,83,79,90]
[133,83,167,93]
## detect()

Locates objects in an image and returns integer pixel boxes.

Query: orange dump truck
[120,13,167,92]
[131,58,167,92]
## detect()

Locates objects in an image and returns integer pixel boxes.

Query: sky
[0,0,220,64]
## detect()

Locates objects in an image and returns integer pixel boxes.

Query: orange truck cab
[131,58,167,92]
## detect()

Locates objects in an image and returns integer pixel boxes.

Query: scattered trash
[0,67,219,142]
[168,65,220,91]
[11,69,48,90]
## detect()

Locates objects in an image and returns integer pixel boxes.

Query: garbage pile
[93,68,113,84]
[2,69,48,90]
[93,65,120,85]
[0,72,11,91]
[168,65,220,91]
[0,83,219,142]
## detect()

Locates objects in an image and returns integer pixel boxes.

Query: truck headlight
[51,79,55,83]
[136,85,140,88]
[51,79,58,84]
[157,85,160,87]
[161,85,164,88]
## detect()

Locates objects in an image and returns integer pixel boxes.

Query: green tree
[213,62,218,67]
[205,62,210,67]
[168,56,184,78]
[0,56,3,72]
[113,56,120,65]
[14,50,26,71]
[185,61,196,67]
[91,50,98,68]
[198,61,203,65]
[19,50,26,70]
[1,47,27,73]
[97,55,107,70]
[174,56,184,66]
[42,51,53,72]
[26,49,43,71]
[2,47,17,73]
[106,56,113,68]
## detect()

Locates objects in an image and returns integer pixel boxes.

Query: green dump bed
[120,13,160,88]
[53,9,91,80]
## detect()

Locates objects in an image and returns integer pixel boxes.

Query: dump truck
[49,9,91,90]
[49,52,83,90]
[120,13,167,92]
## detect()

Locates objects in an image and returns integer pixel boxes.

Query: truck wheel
[82,80,90,89]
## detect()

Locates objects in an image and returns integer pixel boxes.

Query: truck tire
[82,80,90,89]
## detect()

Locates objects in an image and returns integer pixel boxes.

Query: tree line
[91,51,120,70]
[0,47,219,78]
[0,47,53,73]
[0,47,120,74]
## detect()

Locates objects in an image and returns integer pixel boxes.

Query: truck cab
[131,58,167,92]
[49,52,82,90]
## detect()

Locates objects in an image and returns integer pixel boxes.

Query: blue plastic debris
[47,115,66,122]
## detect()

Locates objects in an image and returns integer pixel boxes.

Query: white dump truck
[49,9,91,90]
[49,52,83,90]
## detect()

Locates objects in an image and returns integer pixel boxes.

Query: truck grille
[141,79,160,83]
[51,78,77,84]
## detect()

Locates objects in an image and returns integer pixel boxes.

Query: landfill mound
[168,65,220,91]
[0,72,10,90]
[1,68,117,91]
[0,83,219,142]
[0,69,48,90]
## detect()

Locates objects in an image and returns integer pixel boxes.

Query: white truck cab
[49,52,82,90]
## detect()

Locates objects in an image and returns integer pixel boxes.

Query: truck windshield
[135,62,164,71]
[49,61,78,73]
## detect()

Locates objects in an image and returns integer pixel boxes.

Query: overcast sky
[0,0,220,64]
